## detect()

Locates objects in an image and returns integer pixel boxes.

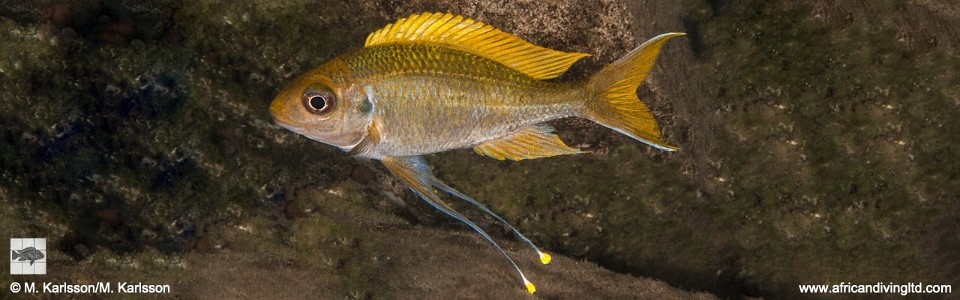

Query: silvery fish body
[269,12,684,294]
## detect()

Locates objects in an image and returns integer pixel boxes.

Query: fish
[12,247,45,265]
[270,12,684,294]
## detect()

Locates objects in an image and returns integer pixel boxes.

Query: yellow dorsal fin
[474,125,586,161]
[365,12,591,80]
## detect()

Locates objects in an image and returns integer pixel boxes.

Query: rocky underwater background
[1,0,957,299]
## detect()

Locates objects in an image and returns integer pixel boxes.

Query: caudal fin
[583,32,685,151]
[12,250,19,260]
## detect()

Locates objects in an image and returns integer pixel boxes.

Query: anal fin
[474,124,586,161]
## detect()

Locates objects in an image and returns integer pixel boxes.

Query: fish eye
[302,88,336,115]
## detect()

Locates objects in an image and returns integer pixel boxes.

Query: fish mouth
[273,119,306,135]
[269,109,305,134]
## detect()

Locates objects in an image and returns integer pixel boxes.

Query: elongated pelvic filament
[409,188,538,294]
[428,178,552,265]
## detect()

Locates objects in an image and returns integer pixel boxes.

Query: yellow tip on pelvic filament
[524,278,537,294]
[539,252,551,265]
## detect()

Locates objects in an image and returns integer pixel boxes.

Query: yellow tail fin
[584,32,685,151]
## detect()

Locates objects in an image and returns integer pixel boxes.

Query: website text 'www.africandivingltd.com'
[799,282,952,296]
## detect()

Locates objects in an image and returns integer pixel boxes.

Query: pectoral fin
[474,124,586,161]
[347,121,382,157]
